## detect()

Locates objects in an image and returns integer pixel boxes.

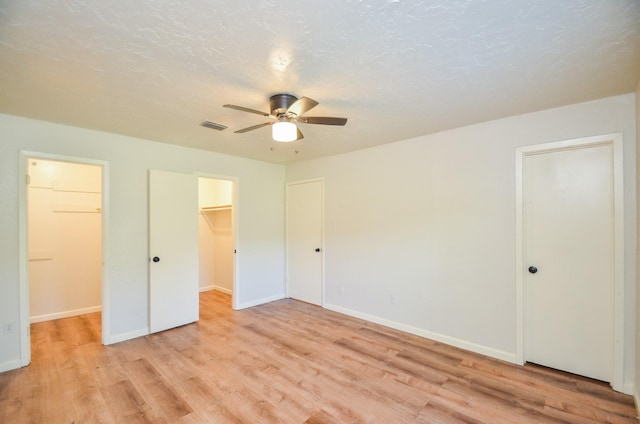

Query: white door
[524,144,613,382]
[287,180,323,305]
[149,170,199,333]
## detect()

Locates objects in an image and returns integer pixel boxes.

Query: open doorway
[19,152,108,367]
[28,158,103,324]
[198,177,235,313]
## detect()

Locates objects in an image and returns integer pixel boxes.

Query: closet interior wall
[198,178,233,295]
[28,159,102,323]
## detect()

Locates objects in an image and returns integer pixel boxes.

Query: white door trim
[194,172,240,310]
[18,150,111,367]
[515,133,624,392]
[285,178,325,305]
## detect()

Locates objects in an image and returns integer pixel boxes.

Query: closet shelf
[200,205,232,212]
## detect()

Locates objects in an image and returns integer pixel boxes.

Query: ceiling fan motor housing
[270,94,298,117]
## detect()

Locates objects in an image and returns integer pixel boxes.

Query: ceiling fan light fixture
[272,121,297,142]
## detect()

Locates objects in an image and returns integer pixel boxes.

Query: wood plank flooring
[0,290,637,423]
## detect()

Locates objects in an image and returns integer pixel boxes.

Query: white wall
[211,209,234,293]
[0,113,286,371]
[28,159,102,322]
[198,211,216,291]
[287,93,637,388]
[199,178,232,208]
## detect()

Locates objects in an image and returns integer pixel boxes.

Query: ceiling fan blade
[234,122,271,133]
[296,127,304,141]
[287,97,319,117]
[298,116,347,126]
[223,104,270,117]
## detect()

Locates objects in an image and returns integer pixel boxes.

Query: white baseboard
[0,358,23,373]
[323,303,518,364]
[199,285,215,292]
[235,293,286,310]
[200,285,232,295]
[30,305,102,324]
[108,327,149,345]
[213,286,232,295]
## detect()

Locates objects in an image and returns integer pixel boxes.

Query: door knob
[152,256,160,263]
[528,266,537,274]
[315,248,321,252]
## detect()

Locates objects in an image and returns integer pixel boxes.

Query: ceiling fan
[223,94,347,142]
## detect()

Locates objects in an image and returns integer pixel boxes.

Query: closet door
[149,170,199,333]
[523,144,613,381]
[287,179,323,305]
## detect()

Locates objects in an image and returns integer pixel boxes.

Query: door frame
[194,172,240,310]
[514,133,624,392]
[285,178,325,305]
[18,150,111,366]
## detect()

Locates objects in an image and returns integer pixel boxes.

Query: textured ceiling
[1,0,639,164]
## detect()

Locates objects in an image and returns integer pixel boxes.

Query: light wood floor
[0,291,637,423]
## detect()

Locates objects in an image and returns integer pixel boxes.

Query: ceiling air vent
[200,120,228,131]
